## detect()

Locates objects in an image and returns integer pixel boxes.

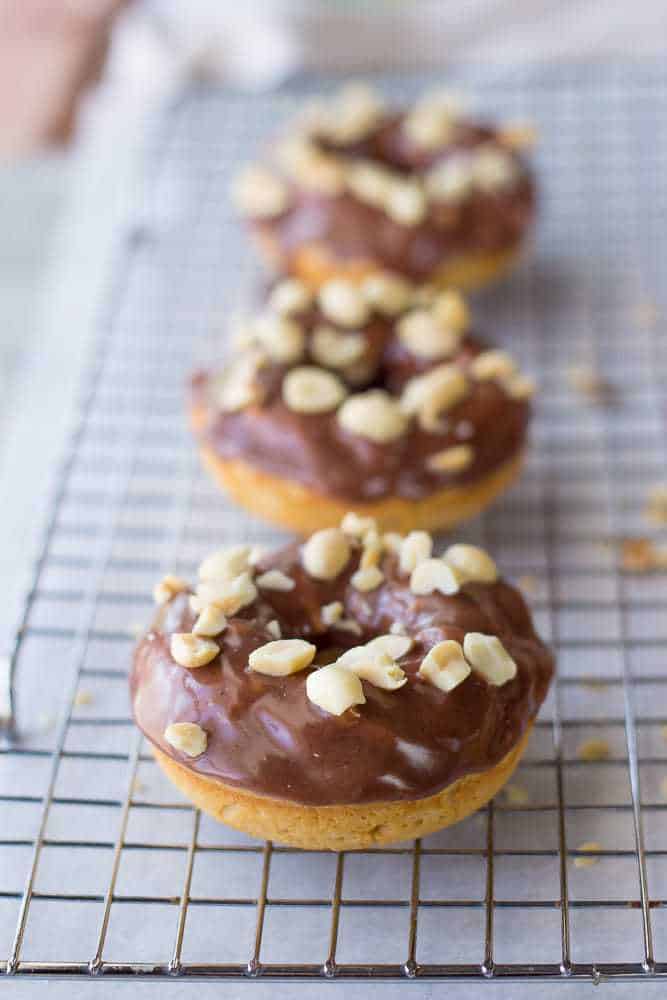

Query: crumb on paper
[582,680,610,692]
[577,738,611,761]
[619,538,667,573]
[517,574,538,596]
[661,724,667,744]
[633,301,659,328]
[503,783,530,806]
[645,485,667,526]
[566,366,615,404]
[573,841,602,868]
[74,689,94,707]
[131,777,146,797]
[660,777,667,801]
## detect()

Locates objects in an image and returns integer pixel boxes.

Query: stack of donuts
[131,83,553,849]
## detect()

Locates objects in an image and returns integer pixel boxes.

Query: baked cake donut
[231,83,536,291]
[191,278,534,534]
[132,519,554,850]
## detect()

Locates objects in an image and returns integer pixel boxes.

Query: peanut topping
[472,146,519,192]
[365,633,413,659]
[267,620,282,639]
[275,137,346,194]
[361,273,413,316]
[153,575,188,605]
[424,155,474,202]
[199,546,252,581]
[410,558,462,597]
[268,278,312,316]
[403,103,456,150]
[498,121,537,150]
[192,604,228,638]
[248,638,316,676]
[385,180,427,226]
[431,291,469,335]
[164,722,208,758]
[346,160,393,208]
[302,528,351,581]
[397,308,462,360]
[504,373,536,400]
[418,640,471,692]
[170,633,219,669]
[253,314,305,364]
[443,543,498,584]
[231,165,289,218]
[399,531,433,575]
[351,566,384,592]
[318,278,370,328]
[321,600,344,626]
[382,532,404,555]
[282,366,347,414]
[194,572,258,616]
[311,325,366,370]
[310,82,384,145]
[256,570,296,592]
[400,365,468,432]
[212,350,266,412]
[336,647,407,691]
[306,664,366,715]
[340,512,378,539]
[463,633,517,686]
[337,390,408,443]
[427,444,474,474]
[469,349,517,381]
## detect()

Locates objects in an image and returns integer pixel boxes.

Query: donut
[190,279,534,534]
[131,519,554,850]
[231,83,536,291]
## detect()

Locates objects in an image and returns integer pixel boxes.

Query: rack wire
[2,66,667,984]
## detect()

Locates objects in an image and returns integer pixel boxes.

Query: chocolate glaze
[253,116,535,281]
[131,543,554,806]
[191,315,530,502]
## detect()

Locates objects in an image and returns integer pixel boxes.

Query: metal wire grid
[2,68,667,984]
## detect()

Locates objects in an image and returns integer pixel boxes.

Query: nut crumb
[517,574,538,596]
[573,842,602,868]
[633,301,659,328]
[619,537,667,573]
[567,365,615,405]
[74,689,94,707]
[503,783,530,806]
[645,485,667,526]
[577,738,610,761]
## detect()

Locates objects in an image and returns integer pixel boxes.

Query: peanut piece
[248,638,316,676]
[306,664,366,715]
[418,640,471,692]
[170,633,219,669]
[164,722,208,757]
[463,633,517,686]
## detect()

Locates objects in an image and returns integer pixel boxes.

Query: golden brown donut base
[197,439,524,535]
[254,231,523,292]
[153,726,530,850]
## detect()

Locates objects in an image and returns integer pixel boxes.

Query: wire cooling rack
[2,67,667,985]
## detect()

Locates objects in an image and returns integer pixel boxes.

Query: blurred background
[1,2,666,625]
[2,0,667,642]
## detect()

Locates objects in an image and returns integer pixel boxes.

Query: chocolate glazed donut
[132,523,554,849]
[232,83,536,291]
[190,279,534,534]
